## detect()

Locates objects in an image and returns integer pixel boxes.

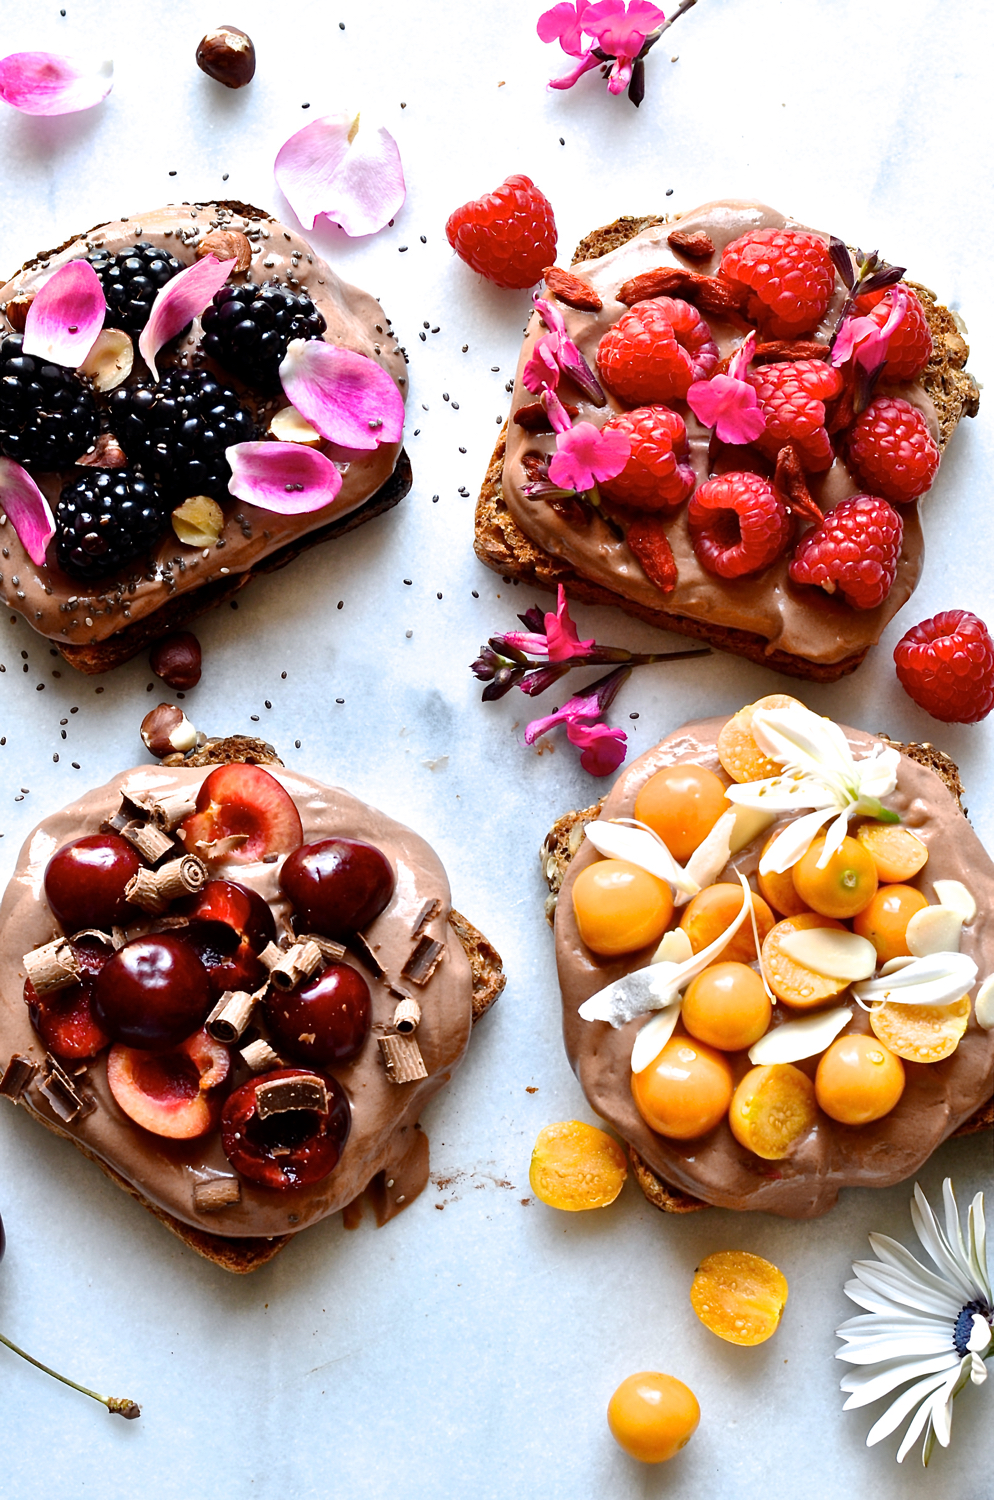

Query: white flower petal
[757,806,836,873]
[895,1394,936,1464]
[817,807,851,866]
[942,1178,971,1272]
[852,1259,961,1317]
[930,1358,972,1447]
[838,1311,951,1339]
[838,1334,960,1366]
[842,1352,960,1408]
[630,1003,682,1074]
[968,1193,991,1299]
[752,704,852,779]
[869,1232,971,1305]
[911,1187,982,1303]
[865,1370,951,1446]
[967,1314,992,1355]
[853,951,978,1009]
[584,819,696,896]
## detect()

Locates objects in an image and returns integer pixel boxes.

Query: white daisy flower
[837,1178,993,1466]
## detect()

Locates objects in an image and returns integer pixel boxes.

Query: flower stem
[0,1330,140,1419]
[657,0,699,37]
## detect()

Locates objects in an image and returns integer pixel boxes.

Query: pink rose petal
[0,52,112,115]
[279,340,405,452]
[138,254,233,381]
[0,458,54,565]
[22,260,106,368]
[274,113,405,237]
[226,442,343,516]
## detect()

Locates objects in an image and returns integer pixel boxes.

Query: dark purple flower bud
[517,604,548,634]
[470,647,501,681]
[829,236,855,289]
[519,663,572,696]
[482,666,525,701]
[860,264,907,296]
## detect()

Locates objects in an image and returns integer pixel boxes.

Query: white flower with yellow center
[723,704,901,874]
[837,1178,993,1466]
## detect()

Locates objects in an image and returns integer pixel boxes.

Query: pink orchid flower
[686,330,767,444]
[832,283,909,376]
[524,665,630,776]
[501,584,597,660]
[586,0,667,93]
[548,420,630,491]
[0,53,112,115]
[538,1,605,88]
[567,718,629,775]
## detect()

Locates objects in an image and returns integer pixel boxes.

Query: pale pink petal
[0,457,55,565]
[727,329,758,383]
[687,374,767,445]
[138,254,233,381]
[226,442,343,515]
[542,387,574,435]
[0,53,112,115]
[280,339,404,452]
[533,295,569,341]
[22,260,106,368]
[568,718,628,776]
[275,113,405,237]
[855,284,909,375]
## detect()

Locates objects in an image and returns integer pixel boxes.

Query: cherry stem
[0,1330,140,1419]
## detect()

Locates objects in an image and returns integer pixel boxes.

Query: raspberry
[853,286,932,381]
[719,229,836,338]
[627,515,677,593]
[688,472,790,578]
[746,358,843,471]
[599,406,694,511]
[894,610,994,723]
[597,298,718,404]
[445,175,557,290]
[847,395,939,504]
[789,495,902,609]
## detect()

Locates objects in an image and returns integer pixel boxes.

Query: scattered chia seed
[72,762,80,769]
[265,700,272,709]
[419,331,426,341]
[459,446,466,453]
[302,102,310,108]
[222,173,229,181]
[281,671,287,679]
[452,402,459,409]
[432,494,439,503]
[559,137,565,144]
[405,630,413,639]
[666,188,674,196]
[630,712,639,719]
[295,739,301,749]
[337,600,344,610]
[436,592,442,600]
[169,170,177,176]
[404,578,412,585]
[336,698,344,705]
[398,246,408,253]
[52,754,58,763]
[420,235,426,243]
[461,344,468,352]
[250,714,260,722]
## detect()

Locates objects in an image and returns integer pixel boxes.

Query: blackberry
[110,368,255,501]
[0,334,98,470]
[55,469,169,580]
[86,242,184,334]
[201,281,326,387]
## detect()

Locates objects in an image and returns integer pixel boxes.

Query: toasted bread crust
[475,215,978,682]
[541,738,992,1215]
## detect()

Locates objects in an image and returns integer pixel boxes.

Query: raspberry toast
[476,200,978,681]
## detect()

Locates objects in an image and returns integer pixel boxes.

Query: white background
[0,2,990,1497]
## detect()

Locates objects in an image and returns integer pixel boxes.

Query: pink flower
[538,1,596,55]
[568,718,629,775]
[523,296,605,404]
[0,53,112,115]
[501,585,597,661]
[274,112,404,238]
[832,284,909,377]
[686,332,766,444]
[586,0,667,93]
[524,665,630,776]
[548,420,630,491]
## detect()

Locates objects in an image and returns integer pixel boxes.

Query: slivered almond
[777,927,877,982]
[932,879,976,924]
[906,905,963,957]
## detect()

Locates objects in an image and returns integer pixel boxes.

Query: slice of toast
[541,738,992,1215]
[476,213,979,683]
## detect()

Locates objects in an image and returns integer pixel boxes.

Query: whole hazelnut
[196,25,256,88]
[150,632,202,691]
[141,704,199,760]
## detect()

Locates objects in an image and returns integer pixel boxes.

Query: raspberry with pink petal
[719,228,836,339]
[446,175,557,291]
[853,285,932,381]
[847,395,939,504]
[688,472,791,579]
[599,406,694,511]
[893,610,994,723]
[597,297,718,404]
[746,359,843,472]
[789,495,902,610]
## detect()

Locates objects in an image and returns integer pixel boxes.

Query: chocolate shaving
[258,940,284,972]
[296,933,347,963]
[388,981,415,1002]
[542,264,602,311]
[144,788,198,831]
[155,854,208,901]
[23,938,80,994]
[401,935,445,987]
[195,833,250,859]
[193,1178,242,1212]
[393,997,421,1034]
[378,1033,428,1084]
[101,791,148,834]
[124,866,166,914]
[239,1038,283,1072]
[110,926,127,950]
[512,400,578,433]
[206,987,263,1044]
[120,819,176,865]
[255,1074,329,1118]
[269,940,324,991]
[36,1057,93,1123]
[666,228,715,260]
[411,899,441,938]
[0,1054,38,1100]
[349,931,385,980]
[616,266,747,316]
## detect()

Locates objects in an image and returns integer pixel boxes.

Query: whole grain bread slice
[475,216,980,683]
[541,739,992,1215]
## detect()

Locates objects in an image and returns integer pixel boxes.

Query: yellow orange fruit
[852,884,930,963]
[690,1250,789,1345]
[761,913,849,1008]
[634,763,729,862]
[728,1063,818,1159]
[572,858,674,957]
[869,995,971,1064]
[681,962,772,1052]
[607,1372,700,1464]
[815,1034,905,1124]
[716,694,803,783]
[679,883,774,964]
[528,1121,628,1211]
[856,821,928,883]
[793,835,878,920]
[756,830,810,918]
[631,1035,734,1140]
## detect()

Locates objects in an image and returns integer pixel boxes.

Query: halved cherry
[220,1067,351,1189]
[263,961,371,1067]
[107,1028,230,1139]
[25,934,113,1060]
[176,880,276,999]
[279,838,395,940]
[180,763,303,865]
[93,934,212,1052]
[44,834,140,932]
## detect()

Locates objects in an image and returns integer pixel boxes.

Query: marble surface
[0,2,990,1496]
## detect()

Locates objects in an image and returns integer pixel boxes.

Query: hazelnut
[77,327,134,392]
[269,405,323,447]
[171,495,223,549]
[196,230,252,273]
[141,704,199,759]
[75,432,128,469]
[196,25,256,88]
[150,632,203,691]
[3,294,34,332]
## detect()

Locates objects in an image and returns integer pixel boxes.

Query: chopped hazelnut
[150,632,202,691]
[76,432,128,469]
[196,25,256,88]
[196,230,252,273]
[172,495,223,548]
[77,328,134,392]
[3,294,34,332]
[141,703,199,759]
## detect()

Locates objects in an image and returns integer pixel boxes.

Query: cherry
[107,1029,230,1139]
[220,1067,351,1189]
[25,935,113,1059]
[93,934,212,1052]
[263,961,371,1066]
[44,834,140,933]
[180,763,303,864]
[279,838,395,939]
[176,880,275,999]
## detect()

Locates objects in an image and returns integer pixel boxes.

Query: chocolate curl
[102,791,150,834]
[255,1074,329,1119]
[124,854,208,914]
[773,444,824,527]
[378,1032,428,1084]
[193,1178,242,1212]
[616,266,747,316]
[144,788,198,831]
[23,938,80,994]
[269,939,324,991]
[0,1053,38,1100]
[258,940,285,972]
[206,986,264,1044]
[239,1038,283,1072]
[392,997,421,1034]
[411,899,441,937]
[295,933,347,963]
[36,1056,94,1123]
[667,228,715,260]
[542,265,602,312]
[401,935,446,987]
[120,819,176,865]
